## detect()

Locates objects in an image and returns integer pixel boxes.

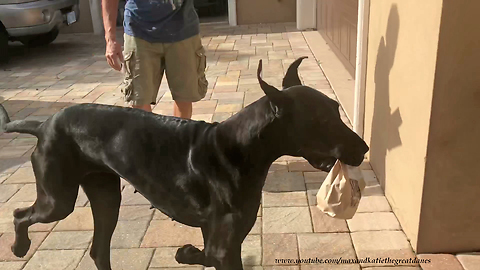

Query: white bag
[316,160,366,219]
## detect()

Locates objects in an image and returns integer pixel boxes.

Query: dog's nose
[360,142,369,154]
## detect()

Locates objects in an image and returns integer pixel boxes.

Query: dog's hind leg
[81,173,121,270]
[12,157,79,257]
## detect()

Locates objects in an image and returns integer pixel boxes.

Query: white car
[0,0,80,63]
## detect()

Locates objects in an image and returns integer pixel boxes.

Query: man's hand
[106,39,124,71]
[102,0,122,71]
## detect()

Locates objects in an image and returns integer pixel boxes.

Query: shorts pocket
[122,51,135,102]
[196,47,208,97]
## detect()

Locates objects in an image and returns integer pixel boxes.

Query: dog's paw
[11,238,31,258]
[13,207,30,219]
[175,244,203,265]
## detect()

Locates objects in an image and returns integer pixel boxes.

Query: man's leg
[164,34,208,119]
[174,101,192,119]
[133,104,152,112]
[122,34,162,112]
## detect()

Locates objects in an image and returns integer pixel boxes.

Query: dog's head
[257,57,369,171]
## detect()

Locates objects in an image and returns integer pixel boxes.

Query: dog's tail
[0,104,42,137]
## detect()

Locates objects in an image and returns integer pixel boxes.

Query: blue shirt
[124,0,200,43]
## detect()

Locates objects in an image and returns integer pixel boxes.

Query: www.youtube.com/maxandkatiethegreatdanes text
[275,257,431,265]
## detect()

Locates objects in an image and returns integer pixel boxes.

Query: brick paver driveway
[1,22,477,270]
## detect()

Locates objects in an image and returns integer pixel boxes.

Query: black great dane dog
[0,58,368,270]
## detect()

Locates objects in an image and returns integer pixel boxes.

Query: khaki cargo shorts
[122,34,208,105]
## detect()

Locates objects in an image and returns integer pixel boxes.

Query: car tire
[21,28,59,47]
[0,29,9,64]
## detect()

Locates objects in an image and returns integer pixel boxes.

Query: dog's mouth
[340,154,365,167]
[306,156,337,172]
[305,152,365,172]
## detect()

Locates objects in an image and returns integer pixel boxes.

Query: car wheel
[21,28,59,47]
[0,29,9,64]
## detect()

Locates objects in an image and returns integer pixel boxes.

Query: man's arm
[102,0,123,71]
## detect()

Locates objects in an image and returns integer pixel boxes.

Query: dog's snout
[336,138,369,167]
[350,132,369,156]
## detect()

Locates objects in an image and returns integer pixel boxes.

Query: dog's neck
[216,97,297,167]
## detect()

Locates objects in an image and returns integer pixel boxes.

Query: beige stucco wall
[237,0,296,25]
[417,0,480,253]
[363,0,443,250]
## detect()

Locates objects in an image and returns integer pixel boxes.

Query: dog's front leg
[206,239,243,270]
[196,213,244,270]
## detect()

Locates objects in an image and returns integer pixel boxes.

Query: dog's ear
[282,56,307,89]
[257,59,292,116]
[257,59,283,98]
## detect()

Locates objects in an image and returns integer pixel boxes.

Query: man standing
[102,0,208,118]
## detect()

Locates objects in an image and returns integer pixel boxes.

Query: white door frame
[228,0,237,26]
[353,0,370,138]
[90,0,104,35]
